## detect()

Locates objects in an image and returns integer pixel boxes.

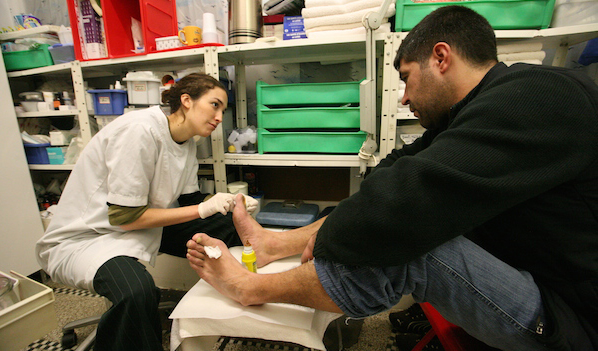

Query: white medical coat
[36,106,199,292]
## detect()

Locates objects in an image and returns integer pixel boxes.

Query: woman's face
[187,87,228,137]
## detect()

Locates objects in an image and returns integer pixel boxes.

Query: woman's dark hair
[395,6,497,69]
[161,73,226,113]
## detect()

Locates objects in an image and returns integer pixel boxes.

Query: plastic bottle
[242,241,257,273]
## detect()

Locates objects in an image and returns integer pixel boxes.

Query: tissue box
[46,147,68,165]
[283,16,307,40]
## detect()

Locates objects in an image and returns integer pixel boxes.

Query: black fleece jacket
[313,63,598,350]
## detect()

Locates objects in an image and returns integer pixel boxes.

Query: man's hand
[301,233,317,263]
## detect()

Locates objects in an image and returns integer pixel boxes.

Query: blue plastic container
[256,201,320,227]
[23,143,50,164]
[88,89,127,115]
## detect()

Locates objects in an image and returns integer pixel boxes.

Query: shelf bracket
[358,0,394,176]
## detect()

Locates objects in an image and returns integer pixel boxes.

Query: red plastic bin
[67,0,178,60]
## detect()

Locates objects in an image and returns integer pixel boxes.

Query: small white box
[0,271,57,351]
[155,36,183,51]
[122,71,162,105]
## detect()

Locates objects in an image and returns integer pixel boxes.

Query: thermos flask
[229,0,263,44]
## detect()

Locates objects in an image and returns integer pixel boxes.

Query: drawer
[257,130,367,154]
[258,106,360,129]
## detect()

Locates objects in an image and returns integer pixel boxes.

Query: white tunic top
[36,106,199,292]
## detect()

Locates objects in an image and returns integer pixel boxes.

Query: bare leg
[186,232,342,313]
[232,194,325,267]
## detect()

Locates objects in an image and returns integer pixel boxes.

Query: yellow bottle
[242,241,257,273]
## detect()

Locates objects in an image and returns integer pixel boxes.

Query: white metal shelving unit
[4,23,598,190]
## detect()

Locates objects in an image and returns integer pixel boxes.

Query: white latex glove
[240,194,259,214]
[197,193,235,219]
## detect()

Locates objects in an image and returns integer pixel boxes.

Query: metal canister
[229,0,263,44]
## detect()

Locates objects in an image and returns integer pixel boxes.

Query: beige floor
[21,281,413,351]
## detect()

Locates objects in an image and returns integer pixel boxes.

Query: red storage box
[67,0,178,60]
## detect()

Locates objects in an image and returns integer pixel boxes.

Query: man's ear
[432,42,451,73]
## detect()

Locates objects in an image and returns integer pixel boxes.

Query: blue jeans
[315,235,555,351]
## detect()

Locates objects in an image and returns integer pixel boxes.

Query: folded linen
[303,0,392,18]
[502,59,543,66]
[305,0,386,7]
[497,42,543,54]
[306,19,389,33]
[303,4,395,30]
[498,51,546,62]
[306,22,391,39]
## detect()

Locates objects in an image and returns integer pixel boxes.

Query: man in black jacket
[186,6,598,350]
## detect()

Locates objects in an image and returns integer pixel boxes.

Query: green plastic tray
[256,80,361,107]
[2,44,54,71]
[257,130,367,154]
[395,0,556,31]
[258,106,361,129]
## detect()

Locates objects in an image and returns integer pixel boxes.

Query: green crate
[2,44,54,71]
[256,80,361,107]
[395,0,556,31]
[257,129,367,154]
[258,106,361,129]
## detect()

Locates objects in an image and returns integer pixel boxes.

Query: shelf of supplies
[29,164,75,171]
[224,153,379,167]
[493,23,598,47]
[16,110,78,118]
[0,25,61,41]
[6,62,74,78]
[79,46,209,76]
[217,32,388,66]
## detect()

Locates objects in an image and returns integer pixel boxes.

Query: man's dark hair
[395,6,497,69]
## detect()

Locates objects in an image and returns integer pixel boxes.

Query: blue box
[23,143,50,164]
[256,201,319,227]
[283,16,307,40]
[88,89,127,115]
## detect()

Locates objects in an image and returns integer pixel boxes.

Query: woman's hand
[197,193,235,218]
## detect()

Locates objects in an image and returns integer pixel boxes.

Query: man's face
[399,58,453,130]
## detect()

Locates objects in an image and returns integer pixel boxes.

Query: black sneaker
[389,303,431,334]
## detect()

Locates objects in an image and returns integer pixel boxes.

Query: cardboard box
[0,271,57,351]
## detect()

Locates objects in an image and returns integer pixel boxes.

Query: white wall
[1,0,69,29]
[0,57,46,275]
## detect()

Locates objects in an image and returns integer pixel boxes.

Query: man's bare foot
[232,194,282,267]
[186,233,257,306]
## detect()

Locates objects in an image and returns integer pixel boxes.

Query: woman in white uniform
[36,73,256,351]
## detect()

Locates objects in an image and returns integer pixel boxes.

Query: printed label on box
[134,83,147,92]
[98,96,111,104]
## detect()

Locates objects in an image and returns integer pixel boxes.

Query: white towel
[306,20,388,33]
[503,59,543,66]
[303,0,392,18]
[303,4,395,30]
[306,22,391,39]
[305,0,386,8]
[498,51,546,62]
[497,42,543,54]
